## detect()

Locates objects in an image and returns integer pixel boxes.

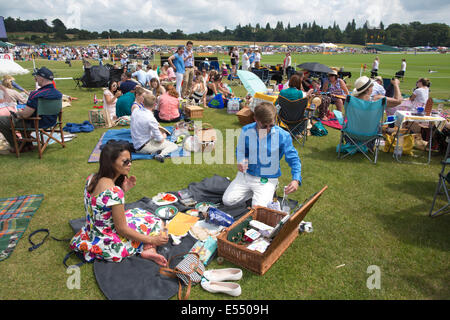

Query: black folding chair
[276,96,309,146]
[429,136,450,217]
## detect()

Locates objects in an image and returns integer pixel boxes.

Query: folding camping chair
[429,136,450,217]
[10,98,65,159]
[251,68,272,86]
[276,96,309,146]
[336,95,387,163]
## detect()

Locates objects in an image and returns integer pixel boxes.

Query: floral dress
[70,175,164,262]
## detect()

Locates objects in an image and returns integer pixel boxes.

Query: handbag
[159,252,205,300]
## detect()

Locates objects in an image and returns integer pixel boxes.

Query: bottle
[394,137,403,158]
[281,186,291,214]
[267,197,281,211]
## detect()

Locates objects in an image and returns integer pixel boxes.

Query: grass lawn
[0,53,449,300]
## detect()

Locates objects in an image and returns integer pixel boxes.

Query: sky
[1,0,449,34]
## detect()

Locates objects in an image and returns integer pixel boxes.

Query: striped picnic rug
[0,194,44,261]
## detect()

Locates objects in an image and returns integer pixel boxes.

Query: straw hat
[328,70,338,76]
[352,76,374,96]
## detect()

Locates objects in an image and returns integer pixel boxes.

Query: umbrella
[297,62,332,73]
[237,70,267,96]
[0,59,30,77]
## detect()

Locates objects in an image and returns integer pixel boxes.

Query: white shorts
[222,172,278,208]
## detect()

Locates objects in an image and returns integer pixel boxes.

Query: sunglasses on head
[122,159,132,166]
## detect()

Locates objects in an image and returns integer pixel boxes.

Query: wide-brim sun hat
[352,76,374,95]
[328,70,338,76]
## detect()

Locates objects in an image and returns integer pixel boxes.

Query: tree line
[4,17,450,47]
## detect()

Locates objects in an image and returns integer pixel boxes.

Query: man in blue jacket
[0,67,62,152]
[223,102,302,207]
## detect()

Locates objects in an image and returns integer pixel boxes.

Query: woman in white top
[103,81,122,120]
[410,78,430,108]
[241,49,250,71]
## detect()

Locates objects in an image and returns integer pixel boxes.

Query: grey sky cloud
[0,0,448,34]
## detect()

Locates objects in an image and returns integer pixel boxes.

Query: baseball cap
[32,67,54,80]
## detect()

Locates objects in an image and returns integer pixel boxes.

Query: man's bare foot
[140,246,168,267]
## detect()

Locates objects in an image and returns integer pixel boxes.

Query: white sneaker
[201,280,241,297]
[203,268,243,282]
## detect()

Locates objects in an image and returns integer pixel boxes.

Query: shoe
[154,154,165,163]
[201,280,241,297]
[203,268,242,282]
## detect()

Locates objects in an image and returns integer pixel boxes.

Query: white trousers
[137,139,178,157]
[175,72,184,97]
[222,172,278,208]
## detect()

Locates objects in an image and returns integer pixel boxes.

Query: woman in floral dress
[70,142,169,265]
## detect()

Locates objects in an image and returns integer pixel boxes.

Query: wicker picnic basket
[217,186,327,275]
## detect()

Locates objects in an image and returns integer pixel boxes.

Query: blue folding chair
[335,95,387,163]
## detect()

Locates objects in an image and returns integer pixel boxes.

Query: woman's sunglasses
[122,159,132,166]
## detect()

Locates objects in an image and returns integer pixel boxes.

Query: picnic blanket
[88,127,189,163]
[68,175,299,300]
[0,194,44,261]
[321,118,345,130]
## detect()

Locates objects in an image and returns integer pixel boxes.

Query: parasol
[236,70,267,96]
[296,62,333,73]
[0,59,30,77]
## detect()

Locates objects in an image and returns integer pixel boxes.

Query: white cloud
[0,0,449,34]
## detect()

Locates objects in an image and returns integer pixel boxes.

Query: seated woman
[131,94,178,163]
[211,74,234,99]
[159,62,176,82]
[103,80,122,121]
[155,84,181,123]
[388,77,430,114]
[190,71,207,106]
[278,74,313,101]
[149,78,166,99]
[221,63,229,77]
[322,70,349,113]
[277,74,313,137]
[130,86,147,114]
[70,142,169,265]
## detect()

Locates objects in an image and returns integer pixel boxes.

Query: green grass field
[0,53,449,300]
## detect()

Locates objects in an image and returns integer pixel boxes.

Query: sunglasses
[258,122,275,129]
[122,159,132,166]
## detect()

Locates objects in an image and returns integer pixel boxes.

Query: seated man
[0,67,62,153]
[222,102,302,208]
[131,64,147,87]
[131,93,178,163]
[119,72,137,94]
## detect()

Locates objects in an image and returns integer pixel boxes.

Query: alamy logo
[366,265,381,290]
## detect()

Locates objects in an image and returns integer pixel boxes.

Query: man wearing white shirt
[131,94,178,163]
[132,64,147,87]
[283,52,291,78]
[146,64,159,86]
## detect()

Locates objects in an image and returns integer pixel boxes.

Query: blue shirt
[172,53,185,74]
[27,83,63,128]
[132,69,147,86]
[236,123,302,183]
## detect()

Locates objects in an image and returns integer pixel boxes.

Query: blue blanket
[101,127,188,160]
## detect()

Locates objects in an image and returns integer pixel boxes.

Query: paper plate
[155,205,178,220]
[152,193,178,206]
[195,202,217,212]
[189,220,224,241]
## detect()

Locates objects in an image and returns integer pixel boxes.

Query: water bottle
[394,138,403,158]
